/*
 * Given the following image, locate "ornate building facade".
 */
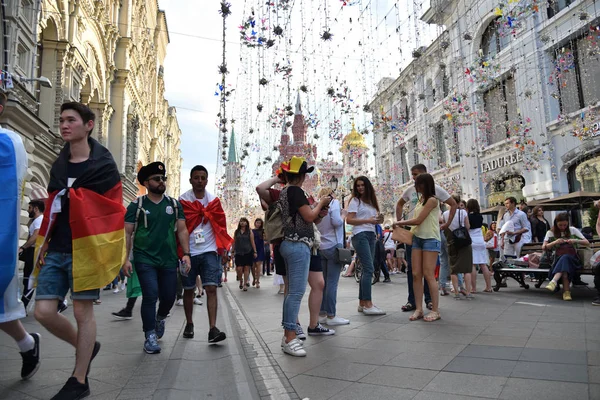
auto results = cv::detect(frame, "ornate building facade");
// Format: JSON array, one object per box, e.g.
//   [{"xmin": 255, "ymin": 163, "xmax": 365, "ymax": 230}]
[{"xmin": 0, "ymin": 0, "xmax": 182, "ymax": 240}]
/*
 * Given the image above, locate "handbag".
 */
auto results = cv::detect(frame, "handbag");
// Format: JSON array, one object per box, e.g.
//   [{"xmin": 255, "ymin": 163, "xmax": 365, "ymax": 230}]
[
  {"xmin": 335, "ymin": 248, "xmax": 353, "ymax": 264},
  {"xmin": 392, "ymin": 226, "xmax": 413, "ymax": 245},
  {"xmin": 451, "ymin": 210, "xmax": 471, "ymax": 249}
]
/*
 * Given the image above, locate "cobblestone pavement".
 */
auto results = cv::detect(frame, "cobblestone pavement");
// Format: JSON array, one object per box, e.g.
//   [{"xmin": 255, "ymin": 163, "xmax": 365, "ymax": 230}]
[{"xmin": 2, "ymin": 271, "xmax": 600, "ymax": 399}]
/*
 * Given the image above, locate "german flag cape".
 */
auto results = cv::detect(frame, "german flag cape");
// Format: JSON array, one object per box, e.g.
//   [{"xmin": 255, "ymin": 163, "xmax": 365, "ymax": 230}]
[
  {"xmin": 33, "ymin": 137, "xmax": 126, "ymax": 292},
  {"xmin": 178, "ymin": 189, "xmax": 232, "ymax": 254}
]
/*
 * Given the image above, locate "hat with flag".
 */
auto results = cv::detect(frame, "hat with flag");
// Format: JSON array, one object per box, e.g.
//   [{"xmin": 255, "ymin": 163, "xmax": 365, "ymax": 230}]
[{"xmin": 280, "ymin": 156, "xmax": 314, "ymax": 175}]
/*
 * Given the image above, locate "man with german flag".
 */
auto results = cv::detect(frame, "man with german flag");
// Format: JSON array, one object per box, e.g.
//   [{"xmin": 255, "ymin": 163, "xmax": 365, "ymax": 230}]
[
  {"xmin": 33, "ymin": 102, "xmax": 126, "ymax": 400},
  {"xmin": 178, "ymin": 165, "xmax": 232, "ymax": 342}
]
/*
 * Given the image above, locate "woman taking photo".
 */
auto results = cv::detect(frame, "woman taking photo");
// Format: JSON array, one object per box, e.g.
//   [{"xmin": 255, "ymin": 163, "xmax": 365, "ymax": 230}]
[
  {"xmin": 530, "ymin": 206, "xmax": 550, "ymax": 243},
  {"xmin": 252, "ymin": 218, "xmax": 265, "ymax": 288},
  {"xmin": 466, "ymin": 199, "xmax": 493, "ymax": 292},
  {"xmin": 231, "ymin": 218, "xmax": 256, "ymax": 291},
  {"xmin": 442, "ymin": 195, "xmax": 474, "ymax": 300},
  {"xmin": 346, "ymin": 176, "xmax": 386, "ymax": 316},
  {"xmin": 393, "ymin": 173, "xmax": 441, "ymax": 322},
  {"xmin": 278, "ymin": 157, "xmax": 331, "ymax": 357},
  {"xmin": 543, "ymin": 213, "xmax": 589, "ymax": 301}
]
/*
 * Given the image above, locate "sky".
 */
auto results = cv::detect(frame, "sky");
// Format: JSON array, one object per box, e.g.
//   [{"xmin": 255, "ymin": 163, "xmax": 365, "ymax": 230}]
[{"xmin": 159, "ymin": 0, "xmax": 438, "ymax": 197}]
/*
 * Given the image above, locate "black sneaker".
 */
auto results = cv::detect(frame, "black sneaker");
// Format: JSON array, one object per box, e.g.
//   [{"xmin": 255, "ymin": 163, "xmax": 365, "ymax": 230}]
[
  {"xmin": 20, "ymin": 333, "xmax": 41, "ymax": 380},
  {"xmin": 593, "ymin": 298, "xmax": 600, "ymax": 306},
  {"xmin": 86, "ymin": 341, "xmax": 101, "ymax": 376},
  {"xmin": 208, "ymin": 327, "xmax": 226, "ymax": 343},
  {"xmin": 57, "ymin": 302, "xmax": 68, "ymax": 314},
  {"xmin": 383, "ymin": 278, "xmax": 391, "ymax": 283},
  {"xmin": 50, "ymin": 377, "xmax": 90, "ymax": 400},
  {"xmin": 307, "ymin": 323, "xmax": 335, "ymax": 336},
  {"xmin": 111, "ymin": 308, "xmax": 133, "ymax": 320},
  {"xmin": 183, "ymin": 323, "xmax": 194, "ymax": 338}
]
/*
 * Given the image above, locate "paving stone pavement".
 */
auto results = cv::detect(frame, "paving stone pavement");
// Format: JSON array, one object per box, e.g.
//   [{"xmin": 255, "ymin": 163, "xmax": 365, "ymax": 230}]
[
  {"xmin": 227, "ymin": 271, "xmax": 600, "ymax": 400},
  {"xmin": 2, "ymin": 271, "xmax": 600, "ymax": 400}
]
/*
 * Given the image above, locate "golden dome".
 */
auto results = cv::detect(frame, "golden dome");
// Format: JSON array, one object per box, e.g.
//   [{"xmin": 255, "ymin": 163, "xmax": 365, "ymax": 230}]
[{"xmin": 341, "ymin": 123, "xmax": 368, "ymax": 150}]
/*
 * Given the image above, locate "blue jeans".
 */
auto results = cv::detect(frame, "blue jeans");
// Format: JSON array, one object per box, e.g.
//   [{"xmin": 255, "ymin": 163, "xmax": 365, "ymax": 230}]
[
  {"xmin": 406, "ymin": 245, "xmax": 431, "ymax": 304},
  {"xmin": 352, "ymin": 232, "xmax": 376, "ymax": 301},
  {"xmin": 135, "ymin": 263, "xmax": 177, "ymax": 333},
  {"xmin": 439, "ymin": 232, "xmax": 450, "ymax": 289},
  {"xmin": 320, "ymin": 244, "xmax": 343, "ymax": 317},
  {"xmin": 280, "ymin": 241, "xmax": 311, "ymax": 331}
]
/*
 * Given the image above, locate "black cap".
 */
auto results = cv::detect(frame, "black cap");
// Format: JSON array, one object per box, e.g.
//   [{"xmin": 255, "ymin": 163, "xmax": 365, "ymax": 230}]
[{"xmin": 137, "ymin": 161, "xmax": 166, "ymax": 184}]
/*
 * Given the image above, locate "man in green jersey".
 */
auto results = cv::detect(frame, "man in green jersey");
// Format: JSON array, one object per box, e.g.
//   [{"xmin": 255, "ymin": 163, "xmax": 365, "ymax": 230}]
[{"xmin": 122, "ymin": 162, "xmax": 191, "ymax": 354}]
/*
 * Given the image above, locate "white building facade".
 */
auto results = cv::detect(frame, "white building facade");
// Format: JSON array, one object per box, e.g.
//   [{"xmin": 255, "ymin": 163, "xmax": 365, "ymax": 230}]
[{"xmin": 371, "ymin": 0, "xmax": 600, "ymax": 216}]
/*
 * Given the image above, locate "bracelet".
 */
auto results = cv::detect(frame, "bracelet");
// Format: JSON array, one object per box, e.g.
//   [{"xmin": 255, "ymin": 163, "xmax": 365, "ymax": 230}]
[{"xmin": 183, "ymin": 253, "xmax": 191, "ymax": 256}]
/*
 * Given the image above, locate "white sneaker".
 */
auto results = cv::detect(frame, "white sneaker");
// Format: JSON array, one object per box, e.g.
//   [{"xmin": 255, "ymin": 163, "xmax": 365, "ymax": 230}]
[
  {"xmin": 362, "ymin": 305, "xmax": 386, "ymax": 315},
  {"xmin": 175, "ymin": 299, "xmax": 184, "ymax": 306},
  {"xmin": 282, "ymin": 338, "xmax": 306, "ymax": 357},
  {"xmin": 323, "ymin": 316, "xmax": 350, "ymax": 326},
  {"xmin": 120, "ymin": 282, "xmax": 126, "ymax": 291},
  {"xmin": 193, "ymin": 297, "xmax": 203, "ymax": 305},
  {"xmin": 113, "ymin": 287, "xmax": 120, "ymax": 294},
  {"xmin": 318, "ymin": 316, "xmax": 327, "ymax": 324}
]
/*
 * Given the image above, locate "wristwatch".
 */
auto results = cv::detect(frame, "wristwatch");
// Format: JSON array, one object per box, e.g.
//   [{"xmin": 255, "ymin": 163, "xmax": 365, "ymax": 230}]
[{"xmin": 183, "ymin": 253, "xmax": 191, "ymax": 256}]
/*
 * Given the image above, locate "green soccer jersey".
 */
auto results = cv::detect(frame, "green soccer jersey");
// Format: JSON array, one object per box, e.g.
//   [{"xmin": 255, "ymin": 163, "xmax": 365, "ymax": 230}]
[{"xmin": 125, "ymin": 196, "xmax": 185, "ymax": 268}]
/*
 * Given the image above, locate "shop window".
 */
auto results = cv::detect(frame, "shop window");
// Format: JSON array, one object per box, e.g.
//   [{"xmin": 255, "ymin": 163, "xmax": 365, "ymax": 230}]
[
  {"xmin": 483, "ymin": 76, "xmax": 517, "ymax": 145},
  {"xmin": 480, "ymin": 18, "xmax": 510, "ymax": 59},
  {"xmin": 434, "ymin": 124, "xmax": 447, "ymax": 168},
  {"xmin": 547, "ymin": 0, "xmax": 573, "ymax": 19}
]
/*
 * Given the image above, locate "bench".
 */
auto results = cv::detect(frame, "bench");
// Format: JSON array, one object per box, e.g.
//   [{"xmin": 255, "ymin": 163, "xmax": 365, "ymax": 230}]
[{"xmin": 492, "ymin": 239, "xmax": 600, "ymax": 292}]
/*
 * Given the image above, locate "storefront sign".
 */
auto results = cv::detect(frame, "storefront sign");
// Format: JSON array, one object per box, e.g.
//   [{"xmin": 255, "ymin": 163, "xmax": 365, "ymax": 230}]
[
  {"xmin": 481, "ymin": 152, "xmax": 523, "ymax": 173},
  {"xmin": 590, "ymin": 121, "xmax": 600, "ymax": 137}
]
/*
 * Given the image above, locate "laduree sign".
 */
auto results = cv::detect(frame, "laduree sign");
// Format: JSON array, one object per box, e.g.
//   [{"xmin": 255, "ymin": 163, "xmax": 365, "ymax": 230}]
[{"xmin": 481, "ymin": 152, "xmax": 523, "ymax": 173}]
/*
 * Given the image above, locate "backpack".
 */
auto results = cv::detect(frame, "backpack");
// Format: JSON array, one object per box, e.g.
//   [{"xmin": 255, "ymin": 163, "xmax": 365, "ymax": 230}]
[
  {"xmin": 133, "ymin": 195, "xmax": 179, "ymax": 235},
  {"xmin": 264, "ymin": 200, "xmax": 284, "ymax": 243}
]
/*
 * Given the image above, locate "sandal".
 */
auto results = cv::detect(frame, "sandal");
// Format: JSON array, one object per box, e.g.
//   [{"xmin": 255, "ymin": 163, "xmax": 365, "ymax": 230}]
[
  {"xmin": 401, "ymin": 302, "xmax": 415, "ymax": 312},
  {"xmin": 239, "ymin": 284, "xmax": 243, "ymax": 289},
  {"xmin": 409, "ymin": 311, "xmax": 424, "ymax": 321},
  {"xmin": 483, "ymin": 288, "xmax": 493, "ymax": 293},
  {"xmin": 256, "ymin": 282, "xmax": 260, "ymax": 289},
  {"xmin": 243, "ymin": 287, "xmax": 248, "ymax": 291},
  {"xmin": 426, "ymin": 302, "xmax": 433, "ymax": 310},
  {"xmin": 424, "ymin": 311, "xmax": 441, "ymax": 322}
]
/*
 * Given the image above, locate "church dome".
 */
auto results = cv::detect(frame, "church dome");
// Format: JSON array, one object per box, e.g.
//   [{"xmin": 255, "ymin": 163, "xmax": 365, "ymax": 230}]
[{"xmin": 341, "ymin": 123, "xmax": 368, "ymax": 150}]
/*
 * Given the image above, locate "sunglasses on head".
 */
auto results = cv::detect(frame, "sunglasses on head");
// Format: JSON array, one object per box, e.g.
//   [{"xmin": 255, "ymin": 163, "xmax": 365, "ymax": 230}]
[{"xmin": 147, "ymin": 176, "xmax": 168, "ymax": 183}]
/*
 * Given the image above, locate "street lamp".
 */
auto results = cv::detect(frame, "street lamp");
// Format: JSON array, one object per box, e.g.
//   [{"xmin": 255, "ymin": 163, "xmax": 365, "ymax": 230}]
[{"xmin": 17, "ymin": 75, "xmax": 52, "ymax": 88}]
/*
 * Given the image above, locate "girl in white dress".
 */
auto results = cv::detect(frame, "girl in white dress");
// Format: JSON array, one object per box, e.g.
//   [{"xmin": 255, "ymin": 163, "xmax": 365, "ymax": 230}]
[{"xmin": 466, "ymin": 199, "xmax": 493, "ymax": 292}]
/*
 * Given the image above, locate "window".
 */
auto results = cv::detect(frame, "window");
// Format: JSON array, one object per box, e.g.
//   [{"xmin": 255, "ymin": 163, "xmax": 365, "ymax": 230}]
[
  {"xmin": 434, "ymin": 124, "xmax": 447, "ymax": 167},
  {"xmin": 442, "ymin": 71, "xmax": 450, "ymax": 98},
  {"xmin": 483, "ymin": 76, "xmax": 517, "ymax": 145},
  {"xmin": 480, "ymin": 18, "xmax": 509, "ymax": 58},
  {"xmin": 412, "ymin": 137, "xmax": 419, "ymax": 166},
  {"xmin": 398, "ymin": 146, "xmax": 409, "ymax": 184},
  {"xmin": 554, "ymin": 35, "xmax": 600, "ymax": 114},
  {"xmin": 20, "ymin": 0, "xmax": 33, "ymax": 22},
  {"xmin": 451, "ymin": 127, "xmax": 461, "ymax": 163},
  {"xmin": 547, "ymin": 0, "xmax": 573, "ymax": 19},
  {"xmin": 16, "ymin": 42, "xmax": 29, "ymax": 72}
]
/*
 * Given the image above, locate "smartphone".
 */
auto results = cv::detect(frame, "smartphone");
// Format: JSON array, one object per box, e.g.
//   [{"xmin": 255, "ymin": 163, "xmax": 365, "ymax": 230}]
[{"xmin": 179, "ymin": 260, "xmax": 188, "ymax": 277}]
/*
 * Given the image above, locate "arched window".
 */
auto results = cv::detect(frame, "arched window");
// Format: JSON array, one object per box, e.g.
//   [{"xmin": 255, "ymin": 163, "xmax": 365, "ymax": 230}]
[{"xmin": 480, "ymin": 18, "xmax": 509, "ymax": 58}]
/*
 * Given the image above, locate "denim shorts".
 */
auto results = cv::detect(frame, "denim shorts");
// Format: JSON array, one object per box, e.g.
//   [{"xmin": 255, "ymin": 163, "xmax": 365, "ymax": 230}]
[
  {"xmin": 36, "ymin": 252, "xmax": 100, "ymax": 301},
  {"xmin": 412, "ymin": 236, "xmax": 441, "ymax": 253},
  {"xmin": 182, "ymin": 252, "xmax": 220, "ymax": 288}
]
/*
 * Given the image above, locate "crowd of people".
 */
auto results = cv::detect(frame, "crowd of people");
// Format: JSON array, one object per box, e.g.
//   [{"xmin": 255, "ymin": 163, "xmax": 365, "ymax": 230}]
[{"xmin": 2, "ymin": 99, "xmax": 600, "ymax": 399}]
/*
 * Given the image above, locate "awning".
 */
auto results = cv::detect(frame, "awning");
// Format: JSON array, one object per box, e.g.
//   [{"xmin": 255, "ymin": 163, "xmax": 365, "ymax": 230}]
[
  {"xmin": 527, "ymin": 191, "xmax": 600, "ymax": 210},
  {"xmin": 481, "ymin": 205, "xmax": 506, "ymax": 215}
]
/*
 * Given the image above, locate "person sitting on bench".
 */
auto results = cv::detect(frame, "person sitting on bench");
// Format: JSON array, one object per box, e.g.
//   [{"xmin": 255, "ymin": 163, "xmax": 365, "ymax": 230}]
[{"xmin": 543, "ymin": 213, "xmax": 589, "ymax": 301}]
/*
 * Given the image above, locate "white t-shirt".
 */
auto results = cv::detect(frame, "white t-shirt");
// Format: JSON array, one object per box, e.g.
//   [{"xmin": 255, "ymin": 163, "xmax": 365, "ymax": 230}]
[
  {"xmin": 544, "ymin": 226, "xmax": 585, "ymax": 242},
  {"xmin": 401, "ymin": 184, "xmax": 451, "ymax": 219},
  {"xmin": 347, "ymin": 197, "xmax": 377, "ymax": 236},
  {"xmin": 29, "ymin": 215, "xmax": 43, "ymax": 237},
  {"xmin": 383, "ymin": 230, "xmax": 396, "ymax": 250},
  {"xmin": 179, "ymin": 189, "xmax": 217, "ymax": 255},
  {"xmin": 442, "ymin": 209, "xmax": 468, "ymax": 231}
]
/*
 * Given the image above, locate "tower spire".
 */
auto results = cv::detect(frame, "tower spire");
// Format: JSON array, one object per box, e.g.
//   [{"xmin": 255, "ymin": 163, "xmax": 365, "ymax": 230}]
[
  {"xmin": 295, "ymin": 91, "xmax": 302, "ymax": 115},
  {"xmin": 227, "ymin": 128, "xmax": 238, "ymax": 163}
]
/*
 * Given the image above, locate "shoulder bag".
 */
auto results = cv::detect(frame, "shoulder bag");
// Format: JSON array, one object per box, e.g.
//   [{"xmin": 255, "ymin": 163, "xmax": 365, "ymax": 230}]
[{"xmin": 392, "ymin": 226, "xmax": 413, "ymax": 245}]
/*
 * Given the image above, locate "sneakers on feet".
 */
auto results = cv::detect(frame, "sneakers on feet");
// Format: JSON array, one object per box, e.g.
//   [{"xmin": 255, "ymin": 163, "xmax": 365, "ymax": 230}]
[
  {"xmin": 57, "ymin": 301, "xmax": 68, "ymax": 314},
  {"xmin": 144, "ymin": 332, "xmax": 161, "ymax": 354},
  {"xmin": 175, "ymin": 299, "xmax": 184, "ymax": 306},
  {"xmin": 120, "ymin": 282, "xmax": 126, "ymax": 291},
  {"xmin": 362, "ymin": 305, "xmax": 386, "ymax": 315},
  {"xmin": 112, "ymin": 287, "xmax": 120, "ymax": 294},
  {"xmin": 546, "ymin": 281, "xmax": 557, "ymax": 292},
  {"xmin": 593, "ymin": 297, "xmax": 600, "ymax": 306},
  {"xmin": 50, "ymin": 377, "xmax": 90, "ymax": 400},
  {"xmin": 282, "ymin": 338, "xmax": 306, "ymax": 357},
  {"xmin": 112, "ymin": 308, "xmax": 133, "ymax": 320},
  {"xmin": 155, "ymin": 319, "xmax": 166, "ymax": 339},
  {"xmin": 383, "ymin": 278, "xmax": 391, "ymax": 283},
  {"xmin": 20, "ymin": 333, "xmax": 40, "ymax": 380},
  {"xmin": 208, "ymin": 327, "xmax": 226, "ymax": 343},
  {"xmin": 183, "ymin": 323, "xmax": 194, "ymax": 339},
  {"xmin": 307, "ymin": 323, "xmax": 335, "ymax": 336},
  {"xmin": 295, "ymin": 324, "xmax": 306, "ymax": 340},
  {"xmin": 193, "ymin": 297, "xmax": 203, "ymax": 305},
  {"xmin": 323, "ymin": 316, "xmax": 350, "ymax": 326}
]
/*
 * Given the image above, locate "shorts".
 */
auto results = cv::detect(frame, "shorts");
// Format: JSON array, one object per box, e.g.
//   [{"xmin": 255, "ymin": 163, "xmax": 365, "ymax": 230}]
[
  {"xmin": 309, "ymin": 253, "xmax": 322, "ymax": 272},
  {"xmin": 412, "ymin": 236, "xmax": 441, "ymax": 253},
  {"xmin": 488, "ymin": 249, "xmax": 499, "ymax": 260},
  {"xmin": 36, "ymin": 252, "xmax": 100, "ymax": 301},
  {"xmin": 273, "ymin": 243, "xmax": 286, "ymax": 276},
  {"xmin": 182, "ymin": 252, "xmax": 220, "ymax": 288},
  {"xmin": 235, "ymin": 253, "xmax": 254, "ymax": 267}
]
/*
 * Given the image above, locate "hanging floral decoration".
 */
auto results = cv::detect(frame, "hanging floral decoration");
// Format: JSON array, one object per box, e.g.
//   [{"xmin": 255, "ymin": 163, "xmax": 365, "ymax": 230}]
[
  {"xmin": 493, "ymin": 0, "xmax": 544, "ymax": 38},
  {"xmin": 239, "ymin": 10, "xmax": 268, "ymax": 47},
  {"xmin": 465, "ymin": 51, "xmax": 501, "ymax": 89},
  {"xmin": 274, "ymin": 63, "xmax": 293, "ymax": 78},
  {"xmin": 321, "ymin": 30, "xmax": 333, "ymax": 41}
]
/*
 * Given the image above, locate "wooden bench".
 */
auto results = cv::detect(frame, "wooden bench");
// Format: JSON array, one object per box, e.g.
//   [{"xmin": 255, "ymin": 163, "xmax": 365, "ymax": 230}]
[{"xmin": 492, "ymin": 239, "xmax": 600, "ymax": 292}]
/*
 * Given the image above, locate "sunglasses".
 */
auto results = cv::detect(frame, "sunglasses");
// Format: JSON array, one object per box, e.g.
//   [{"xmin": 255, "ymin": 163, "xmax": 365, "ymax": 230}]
[{"xmin": 147, "ymin": 176, "xmax": 168, "ymax": 183}]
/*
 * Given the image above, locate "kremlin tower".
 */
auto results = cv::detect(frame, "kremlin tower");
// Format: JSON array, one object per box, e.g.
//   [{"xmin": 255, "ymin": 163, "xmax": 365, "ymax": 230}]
[{"xmin": 223, "ymin": 128, "xmax": 242, "ymax": 213}]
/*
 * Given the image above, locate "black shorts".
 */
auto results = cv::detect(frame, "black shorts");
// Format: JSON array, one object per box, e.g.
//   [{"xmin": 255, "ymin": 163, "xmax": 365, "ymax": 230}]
[
  {"xmin": 235, "ymin": 253, "xmax": 254, "ymax": 267},
  {"xmin": 310, "ymin": 253, "xmax": 323, "ymax": 272},
  {"xmin": 273, "ymin": 243, "xmax": 286, "ymax": 276}
]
